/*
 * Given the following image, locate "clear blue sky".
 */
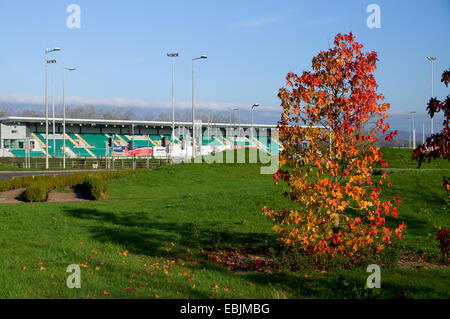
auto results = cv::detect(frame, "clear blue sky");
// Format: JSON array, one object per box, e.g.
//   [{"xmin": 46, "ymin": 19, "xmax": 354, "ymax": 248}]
[{"xmin": 0, "ymin": 0, "xmax": 449, "ymax": 125}]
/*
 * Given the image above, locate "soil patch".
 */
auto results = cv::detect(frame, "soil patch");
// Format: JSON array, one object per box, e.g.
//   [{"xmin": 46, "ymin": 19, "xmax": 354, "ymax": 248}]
[
  {"xmin": 0, "ymin": 186, "xmax": 91, "ymax": 203},
  {"xmin": 204, "ymin": 248, "xmax": 448, "ymax": 274},
  {"xmin": 397, "ymin": 254, "xmax": 448, "ymax": 270},
  {"xmin": 0, "ymin": 188, "xmax": 26, "ymax": 203},
  {"xmin": 204, "ymin": 248, "xmax": 273, "ymax": 274},
  {"xmin": 46, "ymin": 186, "xmax": 91, "ymax": 202}
]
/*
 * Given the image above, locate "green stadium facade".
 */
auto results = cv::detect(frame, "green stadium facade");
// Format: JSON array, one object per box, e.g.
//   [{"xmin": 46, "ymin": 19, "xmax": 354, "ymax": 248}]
[{"xmin": 0, "ymin": 116, "xmax": 280, "ymax": 159}]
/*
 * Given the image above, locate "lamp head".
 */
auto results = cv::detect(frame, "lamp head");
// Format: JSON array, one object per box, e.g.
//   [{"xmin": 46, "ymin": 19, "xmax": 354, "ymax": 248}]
[{"xmin": 46, "ymin": 47, "xmax": 61, "ymax": 53}]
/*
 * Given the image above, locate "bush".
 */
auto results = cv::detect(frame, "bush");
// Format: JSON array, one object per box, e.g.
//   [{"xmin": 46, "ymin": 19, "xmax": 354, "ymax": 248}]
[
  {"xmin": 24, "ymin": 182, "xmax": 49, "ymax": 202},
  {"xmin": 0, "ymin": 170, "xmax": 138, "ymax": 193},
  {"xmin": 436, "ymin": 227, "xmax": 449, "ymax": 259},
  {"xmin": 81, "ymin": 176, "xmax": 108, "ymax": 200}
]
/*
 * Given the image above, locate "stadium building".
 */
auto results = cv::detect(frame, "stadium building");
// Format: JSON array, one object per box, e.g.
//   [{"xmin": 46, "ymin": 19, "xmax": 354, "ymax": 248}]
[{"xmin": 0, "ymin": 116, "xmax": 281, "ymax": 159}]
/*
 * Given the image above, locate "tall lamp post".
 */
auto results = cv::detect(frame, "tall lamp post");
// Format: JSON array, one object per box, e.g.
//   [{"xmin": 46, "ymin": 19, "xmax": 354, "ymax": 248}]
[
  {"xmin": 226, "ymin": 107, "xmax": 234, "ymax": 147},
  {"xmin": 227, "ymin": 107, "xmax": 233, "ymax": 124},
  {"xmin": 62, "ymin": 66, "xmax": 76, "ymax": 169},
  {"xmin": 408, "ymin": 117, "xmax": 411, "ymax": 148},
  {"xmin": 51, "ymin": 70, "xmax": 56, "ymax": 158},
  {"xmin": 207, "ymin": 109, "xmax": 211, "ymax": 142},
  {"xmin": 233, "ymin": 108, "xmax": 239, "ymax": 142},
  {"xmin": 236, "ymin": 108, "xmax": 241, "ymax": 133},
  {"xmin": 427, "ymin": 56, "xmax": 436, "ymax": 135},
  {"xmin": 251, "ymin": 103, "xmax": 260, "ymax": 141},
  {"xmin": 167, "ymin": 53, "xmax": 178, "ymax": 150},
  {"xmin": 411, "ymin": 111, "xmax": 416, "ymax": 149},
  {"xmin": 44, "ymin": 47, "xmax": 60, "ymax": 169},
  {"xmin": 192, "ymin": 55, "xmax": 207, "ymax": 158},
  {"xmin": 422, "ymin": 122, "xmax": 425, "ymax": 144}
]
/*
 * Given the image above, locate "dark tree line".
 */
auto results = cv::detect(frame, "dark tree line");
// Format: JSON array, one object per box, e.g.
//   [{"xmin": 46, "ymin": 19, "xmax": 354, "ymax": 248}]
[{"xmin": 0, "ymin": 104, "xmax": 249, "ymax": 124}]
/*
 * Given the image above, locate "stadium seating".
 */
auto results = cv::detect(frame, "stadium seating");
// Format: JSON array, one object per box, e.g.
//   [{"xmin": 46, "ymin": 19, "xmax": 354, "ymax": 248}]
[
  {"xmin": 6, "ymin": 132, "xmax": 279, "ymax": 158},
  {"xmin": 79, "ymin": 134, "xmax": 108, "ymax": 148},
  {"xmin": 9, "ymin": 149, "xmax": 46, "ymax": 157}
]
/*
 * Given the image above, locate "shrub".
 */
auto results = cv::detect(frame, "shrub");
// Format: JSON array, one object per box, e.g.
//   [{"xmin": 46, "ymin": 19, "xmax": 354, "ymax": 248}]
[
  {"xmin": 81, "ymin": 176, "xmax": 108, "ymax": 200},
  {"xmin": 24, "ymin": 182, "xmax": 49, "ymax": 202},
  {"xmin": 436, "ymin": 227, "xmax": 449, "ymax": 259},
  {"xmin": 0, "ymin": 169, "xmax": 138, "ymax": 194}
]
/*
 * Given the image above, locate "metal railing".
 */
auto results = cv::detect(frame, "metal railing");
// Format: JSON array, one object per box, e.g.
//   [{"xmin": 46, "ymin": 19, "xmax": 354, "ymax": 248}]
[{"xmin": 0, "ymin": 156, "xmax": 167, "ymax": 170}]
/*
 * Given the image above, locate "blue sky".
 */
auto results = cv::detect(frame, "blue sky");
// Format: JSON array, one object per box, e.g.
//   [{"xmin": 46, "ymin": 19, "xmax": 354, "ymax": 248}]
[{"xmin": 0, "ymin": 0, "xmax": 449, "ymax": 127}]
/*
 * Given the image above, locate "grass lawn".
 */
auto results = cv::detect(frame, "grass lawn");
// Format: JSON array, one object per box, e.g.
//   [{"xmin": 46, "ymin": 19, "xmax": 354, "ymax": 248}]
[{"xmin": 0, "ymin": 148, "xmax": 448, "ymax": 298}]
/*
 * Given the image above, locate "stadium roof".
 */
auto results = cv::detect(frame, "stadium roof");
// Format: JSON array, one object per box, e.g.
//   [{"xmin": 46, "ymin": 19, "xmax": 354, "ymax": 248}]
[{"xmin": 0, "ymin": 116, "xmax": 277, "ymax": 128}]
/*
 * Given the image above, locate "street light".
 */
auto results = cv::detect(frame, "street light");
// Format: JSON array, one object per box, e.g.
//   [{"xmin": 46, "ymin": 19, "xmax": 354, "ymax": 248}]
[
  {"xmin": 44, "ymin": 47, "xmax": 60, "ymax": 169},
  {"xmin": 192, "ymin": 55, "xmax": 207, "ymax": 158},
  {"xmin": 227, "ymin": 107, "xmax": 233, "ymax": 124},
  {"xmin": 51, "ymin": 70, "xmax": 56, "ymax": 158},
  {"xmin": 251, "ymin": 103, "xmax": 260, "ymax": 141},
  {"xmin": 207, "ymin": 109, "xmax": 212, "ymax": 143},
  {"xmin": 62, "ymin": 66, "xmax": 76, "ymax": 169},
  {"xmin": 422, "ymin": 122, "xmax": 425, "ymax": 144},
  {"xmin": 411, "ymin": 111, "xmax": 416, "ymax": 149},
  {"xmin": 427, "ymin": 56, "xmax": 436, "ymax": 135},
  {"xmin": 233, "ymin": 107, "xmax": 240, "ymax": 139},
  {"xmin": 408, "ymin": 117, "xmax": 411, "ymax": 148},
  {"xmin": 167, "ymin": 53, "xmax": 178, "ymax": 151}
]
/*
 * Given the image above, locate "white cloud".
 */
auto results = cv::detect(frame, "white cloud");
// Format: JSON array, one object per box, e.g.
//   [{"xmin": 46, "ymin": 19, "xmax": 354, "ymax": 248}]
[
  {"xmin": 0, "ymin": 93, "xmax": 282, "ymax": 112},
  {"xmin": 0, "ymin": 93, "xmax": 44, "ymax": 105},
  {"xmin": 232, "ymin": 16, "xmax": 280, "ymax": 28}
]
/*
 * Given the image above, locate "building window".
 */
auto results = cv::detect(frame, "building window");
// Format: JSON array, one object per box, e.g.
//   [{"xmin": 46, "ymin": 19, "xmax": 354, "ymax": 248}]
[{"xmin": 3, "ymin": 139, "xmax": 25, "ymax": 149}]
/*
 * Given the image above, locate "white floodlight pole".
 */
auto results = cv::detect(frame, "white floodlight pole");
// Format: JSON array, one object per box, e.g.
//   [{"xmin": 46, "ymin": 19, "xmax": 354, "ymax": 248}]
[
  {"xmin": 62, "ymin": 66, "xmax": 76, "ymax": 169},
  {"xmin": 227, "ymin": 107, "xmax": 234, "ymax": 147},
  {"xmin": 44, "ymin": 47, "xmax": 60, "ymax": 169},
  {"xmin": 408, "ymin": 117, "xmax": 411, "ymax": 148},
  {"xmin": 411, "ymin": 111, "xmax": 416, "ymax": 149},
  {"xmin": 167, "ymin": 52, "xmax": 178, "ymax": 157},
  {"xmin": 51, "ymin": 71, "xmax": 56, "ymax": 158},
  {"xmin": 237, "ymin": 108, "xmax": 240, "ymax": 134},
  {"xmin": 422, "ymin": 122, "xmax": 425, "ymax": 144},
  {"xmin": 192, "ymin": 55, "xmax": 207, "ymax": 158},
  {"xmin": 233, "ymin": 108, "xmax": 238, "ymax": 142},
  {"xmin": 427, "ymin": 56, "xmax": 436, "ymax": 135},
  {"xmin": 44, "ymin": 51, "xmax": 48, "ymax": 169},
  {"xmin": 251, "ymin": 103, "xmax": 260, "ymax": 141},
  {"xmin": 208, "ymin": 109, "xmax": 211, "ymax": 142}
]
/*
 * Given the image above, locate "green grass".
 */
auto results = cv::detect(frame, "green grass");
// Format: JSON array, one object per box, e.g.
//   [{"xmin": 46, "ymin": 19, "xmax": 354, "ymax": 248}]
[
  {"xmin": 0, "ymin": 149, "xmax": 448, "ymax": 298},
  {"xmin": 379, "ymin": 147, "xmax": 450, "ymax": 169},
  {"xmin": 0, "ymin": 163, "xmax": 21, "ymax": 171}
]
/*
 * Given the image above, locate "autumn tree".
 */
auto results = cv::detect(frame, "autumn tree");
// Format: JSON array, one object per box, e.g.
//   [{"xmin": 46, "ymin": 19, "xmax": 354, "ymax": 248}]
[
  {"xmin": 413, "ymin": 68, "xmax": 450, "ymax": 192},
  {"xmin": 263, "ymin": 33, "xmax": 405, "ymax": 259}
]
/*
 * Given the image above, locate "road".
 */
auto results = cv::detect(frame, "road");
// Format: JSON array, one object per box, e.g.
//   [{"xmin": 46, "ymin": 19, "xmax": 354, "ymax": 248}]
[{"xmin": 0, "ymin": 170, "xmax": 109, "ymax": 180}]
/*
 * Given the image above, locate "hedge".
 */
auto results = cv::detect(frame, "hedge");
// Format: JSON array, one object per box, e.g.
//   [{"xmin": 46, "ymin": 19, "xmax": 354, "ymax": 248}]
[
  {"xmin": 81, "ymin": 176, "xmax": 108, "ymax": 200},
  {"xmin": 12, "ymin": 170, "xmax": 139, "ymax": 202},
  {"xmin": 24, "ymin": 182, "xmax": 49, "ymax": 202}
]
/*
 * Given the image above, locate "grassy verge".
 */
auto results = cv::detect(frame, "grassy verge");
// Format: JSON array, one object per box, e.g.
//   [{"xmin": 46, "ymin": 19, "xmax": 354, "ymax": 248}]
[{"xmin": 0, "ymin": 149, "xmax": 448, "ymax": 298}]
